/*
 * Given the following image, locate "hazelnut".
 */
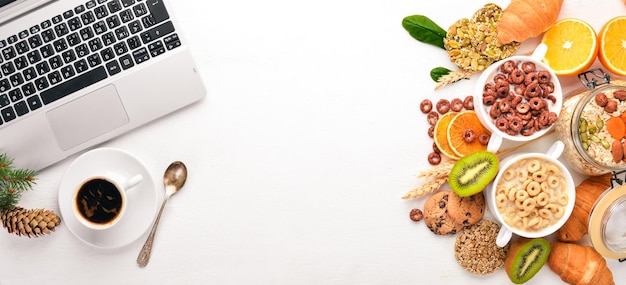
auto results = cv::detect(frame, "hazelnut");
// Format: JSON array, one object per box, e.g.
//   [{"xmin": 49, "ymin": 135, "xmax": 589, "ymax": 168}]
[
  {"xmin": 605, "ymin": 100, "xmax": 618, "ymax": 113},
  {"xmin": 595, "ymin": 92, "xmax": 609, "ymax": 107},
  {"xmin": 614, "ymin": 90, "xmax": 626, "ymax": 101}
]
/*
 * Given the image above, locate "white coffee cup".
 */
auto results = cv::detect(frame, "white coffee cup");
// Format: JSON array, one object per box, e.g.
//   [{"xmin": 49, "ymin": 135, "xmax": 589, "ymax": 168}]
[{"xmin": 72, "ymin": 174, "xmax": 143, "ymax": 230}]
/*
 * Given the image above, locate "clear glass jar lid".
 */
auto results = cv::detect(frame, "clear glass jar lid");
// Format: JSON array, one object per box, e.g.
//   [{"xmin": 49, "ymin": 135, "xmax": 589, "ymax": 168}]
[{"xmin": 589, "ymin": 183, "xmax": 626, "ymax": 259}]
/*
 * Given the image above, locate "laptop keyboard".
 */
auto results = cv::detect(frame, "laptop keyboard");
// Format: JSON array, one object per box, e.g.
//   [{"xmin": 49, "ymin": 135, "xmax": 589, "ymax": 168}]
[{"xmin": 0, "ymin": 0, "xmax": 181, "ymax": 126}]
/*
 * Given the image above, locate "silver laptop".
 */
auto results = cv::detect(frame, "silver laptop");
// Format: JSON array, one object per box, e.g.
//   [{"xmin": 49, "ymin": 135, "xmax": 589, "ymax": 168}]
[{"xmin": 0, "ymin": 0, "xmax": 206, "ymax": 170}]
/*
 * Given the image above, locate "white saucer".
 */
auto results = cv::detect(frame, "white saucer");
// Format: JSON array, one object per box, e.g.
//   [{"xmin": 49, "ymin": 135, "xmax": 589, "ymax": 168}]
[{"xmin": 58, "ymin": 148, "xmax": 161, "ymax": 248}]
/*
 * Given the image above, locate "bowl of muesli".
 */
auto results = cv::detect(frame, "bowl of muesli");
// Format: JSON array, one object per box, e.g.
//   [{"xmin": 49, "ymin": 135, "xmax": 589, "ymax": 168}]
[
  {"xmin": 474, "ymin": 44, "xmax": 562, "ymax": 152},
  {"xmin": 556, "ymin": 71, "xmax": 626, "ymax": 175}
]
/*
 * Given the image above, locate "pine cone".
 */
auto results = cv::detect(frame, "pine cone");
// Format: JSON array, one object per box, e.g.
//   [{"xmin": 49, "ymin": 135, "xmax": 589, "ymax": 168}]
[{"xmin": 1, "ymin": 207, "xmax": 61, "ymax": 237}]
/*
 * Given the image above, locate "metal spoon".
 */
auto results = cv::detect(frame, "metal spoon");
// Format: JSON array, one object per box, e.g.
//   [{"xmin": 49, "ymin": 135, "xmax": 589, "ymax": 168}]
[{"xmin": 137, "ymin": 161, "xmax": 188, "ymax": 267}]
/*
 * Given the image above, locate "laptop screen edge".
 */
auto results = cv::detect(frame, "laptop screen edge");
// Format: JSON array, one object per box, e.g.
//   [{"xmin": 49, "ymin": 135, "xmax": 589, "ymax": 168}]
[{"xmin": 0, "ymin": 0, "xmax": 54, "ymax": 25}]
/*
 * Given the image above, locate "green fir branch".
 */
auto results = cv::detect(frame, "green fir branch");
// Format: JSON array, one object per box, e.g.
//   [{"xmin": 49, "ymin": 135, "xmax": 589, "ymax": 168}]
[{"xmin": 0, "ymin": 154, "xmax": 37, "ymax": 212}]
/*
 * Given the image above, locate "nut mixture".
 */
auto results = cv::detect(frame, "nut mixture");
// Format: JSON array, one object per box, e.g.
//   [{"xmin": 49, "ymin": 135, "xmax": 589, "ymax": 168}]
[
  {"xmin": 454, "ymin": 220, "xmax": 510, "ymax": 275},
  {"xmin": 482, "ymin": 60, "xmax": 558, "ymax": 136},
  {"xmin": 495, "ymin": 157, "xmax": 569, "ymax": 232},
  {"xmin": 444, "ymin": 3, "xmax": 520, "ymax": 72},
  {"xmin": 577, "ymin": 88, "xmax": 626, "ymax": 167}
]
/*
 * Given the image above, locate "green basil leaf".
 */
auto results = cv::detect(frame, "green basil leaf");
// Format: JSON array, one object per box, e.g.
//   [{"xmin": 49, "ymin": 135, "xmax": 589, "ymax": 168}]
[
  {"xmin": 430, "ymin": 67, "xmax": 451, "ymax": 82},
  {"xmin": 402, "ymin": 15, "xmax": 447, "ymax": 49}
]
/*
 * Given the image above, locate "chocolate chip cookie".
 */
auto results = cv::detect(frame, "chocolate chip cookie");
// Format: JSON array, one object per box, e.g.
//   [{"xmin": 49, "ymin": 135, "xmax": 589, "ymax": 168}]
[
  {"xmin": 423, "ymin": 190, "xmax": 464, "ymax": 235},
  {"xmin": 447, "ymin": 191, "xmax": 485, "ymax": 226}
]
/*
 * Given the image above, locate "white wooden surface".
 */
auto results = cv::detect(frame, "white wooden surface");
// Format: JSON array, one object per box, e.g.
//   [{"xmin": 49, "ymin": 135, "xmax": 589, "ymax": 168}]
[{"xmin": 1, "ymin": 0, "xmax": 626, "ymax": 284}]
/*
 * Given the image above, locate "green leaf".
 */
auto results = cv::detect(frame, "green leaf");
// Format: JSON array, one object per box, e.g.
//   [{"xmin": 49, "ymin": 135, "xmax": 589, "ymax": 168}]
[
  {"xmin": 430, "ymin": 67, "xmax": 451, "ymax": 82},
  {"xmin": 402, "ymin": 15, "xmax": 447, "ymax": 49}
]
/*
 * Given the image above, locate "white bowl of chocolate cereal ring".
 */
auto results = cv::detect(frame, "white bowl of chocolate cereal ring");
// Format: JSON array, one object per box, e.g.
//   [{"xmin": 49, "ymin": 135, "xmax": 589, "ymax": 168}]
[
  {"xmin": 474, "ymin": 43, "xmax": 563, "ymax": 152},
  {"xmin": 484, "ymin": 141, "xmax": 575, "ymax": 247}
]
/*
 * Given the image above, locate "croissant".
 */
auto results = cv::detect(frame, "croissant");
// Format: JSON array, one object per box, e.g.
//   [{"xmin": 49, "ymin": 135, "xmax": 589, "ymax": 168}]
[
  {"xmin": 496, "ymin": 0, "xmax": 564, "ymax": 44},
  {"xmin": 556, "ymin": 174, "xmax": 612, "ymax": 242},
  {"xmin": 548, "ymin": 242, "xmax": 614, "ymax": 285}
]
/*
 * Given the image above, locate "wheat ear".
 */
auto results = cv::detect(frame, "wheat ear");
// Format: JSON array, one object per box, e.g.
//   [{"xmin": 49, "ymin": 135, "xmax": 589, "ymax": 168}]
[
  {"xmin": 402, "ymin": 162, "xmax": 455, "ymax": 199},
  {"xmin": 434, "ymin": 70, "xmax": 475, "ymax": 90}
]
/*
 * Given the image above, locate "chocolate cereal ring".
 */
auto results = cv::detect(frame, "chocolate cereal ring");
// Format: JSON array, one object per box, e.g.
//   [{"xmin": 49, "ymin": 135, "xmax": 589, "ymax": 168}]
[
  {"xmin": 525, "ymin": 72, "xmax": 538, "ymax": 86},
  {"xmin": 494, "ymin": 73, "xmax": 508, "ymax": 83},
  {"xmin": 521, "ymin": 61, "xmax": 536, "ymax": 73},
  {"xmin": 495, "ymin": 117, "xmax": 509, "ymax": 131},
  {"xmin": 508, "ymin": 116, "xmax": 523, "ymax": 132},
  {"xmin": 516, "ymin": 102, "xmax": 530, "ymax": 114},
  {"xmin": 478, "ymin": 133, "xmax": 490, "ymax": 145},
  {"xmin": 463, "ymin": 129, "xmax": 476, "ymax": 143},
  {"xmin": 529, "ymin": 97, "xmax": 545, "ymax": 111},
  {"xmin": 427, "ymin": 111, "xmax": 439, "ymax": 125},
  {"xmin": 500, "ymin": 60, "xmax": 517, "ymax": 74},
  {"xmin": 537, "ymin": 70, "xmax": 551, "ymax": 84},
  {"xmin": 428, "ymin": 152, "xmax": 441, "ymax": 165},
  {"xmin": 436, "ymin": 99, "xmax": 451, "ymax": 114},
  {"xmin": 420, "ymin": 99, "xmax": 433, "ymax": 113},
  {"xmin": 508, "ymin": 69, "xmax": 525, "ymax": 85},
  {"xmin": 463, "ymin": 96, "xmax": 474, "ymax": 110},
  {"xmin": 451, "ymin": 98, "xmax": 464, "ymax": 112},
  {"xmin": 524, "ymin": 82, "xmax": 542, "ymax": 98}
]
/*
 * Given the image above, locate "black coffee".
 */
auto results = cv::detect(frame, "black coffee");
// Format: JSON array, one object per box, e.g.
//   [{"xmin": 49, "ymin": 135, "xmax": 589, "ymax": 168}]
[{"xmin": 76, "ymin": 178, "xmax": 123, "ymax": 224}]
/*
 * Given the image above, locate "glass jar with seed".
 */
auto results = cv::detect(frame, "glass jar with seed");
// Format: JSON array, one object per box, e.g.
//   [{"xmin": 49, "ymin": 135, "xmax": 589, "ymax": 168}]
[{"xmin": 556, "ymin": 69, "xmax": 626, "ymax": 175}]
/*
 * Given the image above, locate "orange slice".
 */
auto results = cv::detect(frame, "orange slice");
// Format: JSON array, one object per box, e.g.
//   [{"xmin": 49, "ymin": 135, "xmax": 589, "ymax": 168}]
[
  {"xmin": 433, "ymin": 112, "xmax": 460, "ymax": 160},
  {"xmin": 599, "ymin": 16, "xmax": 626, "ymax": 76},
  {"xmin": 540, "ymin": 18, "xmax": 598, "ymax": 76},
  {"xmin": 447, "ymin": 110, "xmax": 490, "ymax": 157}
]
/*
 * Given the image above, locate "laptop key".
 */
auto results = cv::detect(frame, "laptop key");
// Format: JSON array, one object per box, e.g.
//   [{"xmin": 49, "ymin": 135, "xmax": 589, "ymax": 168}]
[
  {"xmin": 146, "ymin": 0, "xmax": 169, "ymax": 24},
  {"xmin": 119, "ymin": 54, "xmax": 134, "ymax": 69},
  {"xmin": 132, "ymin": 47, "xmax": 149, "ymax": 63},
  {"xmin": 0, "ymin": 79, "xmax": 9, "ymax": 92},
  {"xmin": 27, "ymin": 95, "xmax": 43, "ymax": 111},
  {"xmin": 41, "ymin": 66, "xmax": 108, "ymax": 104},
  {"xmin": 105, "ymin": 60, "xmax": 121, "ymax": 75},
  {"xmin": 1, "ymin": 106, "xmax": 16, "ymax": 122},
  {"xmin": 8, "ymin": 89, "xmax": 22, "ymax": 102},
  {"xmin": 22, "ymin": 82, "xmax": 36, "ymax": 96},
  {"xmin": 0, "ymin": 94, "xmax": 9, "ymax": 107},
  {"xmin": 14, "ymin": 101, "xmax": 29, "ymax": 116},
  {"xmin": 107, "ymin": 0, "xmax": 122, "ymax": 14},
  {"xmin": 48, "ymin": 71, "xmax": 62, "ymax": 85},
  {"xmin": 140, "ymin": 21, "xmax": 174, "ymax": 44},
  {"xmin": 94, "ymin": 6, "xmax": 108, "ymax": 19}
]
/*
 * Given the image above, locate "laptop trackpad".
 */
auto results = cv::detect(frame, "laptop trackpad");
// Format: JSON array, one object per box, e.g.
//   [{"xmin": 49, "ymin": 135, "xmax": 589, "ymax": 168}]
[{"xmin": 46, "ymin": 85, "xmax": 129, "ymax": 150}]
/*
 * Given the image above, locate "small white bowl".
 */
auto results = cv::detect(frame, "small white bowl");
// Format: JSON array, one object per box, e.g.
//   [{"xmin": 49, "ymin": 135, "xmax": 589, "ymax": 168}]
[
  {"xmin": 485, "ymin": 141, "xmax": 575, "ymax": 247},
  {"xmin": 474, "ymin": 44, "xmax": 563, "ymax": 152}
]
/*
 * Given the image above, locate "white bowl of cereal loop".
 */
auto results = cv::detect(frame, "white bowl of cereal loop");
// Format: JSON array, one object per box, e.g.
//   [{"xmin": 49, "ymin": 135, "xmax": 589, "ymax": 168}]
[
  {"xmin": 484, "ymin": 141, "xmax": 575, "ymax": 247},
  {"xmin": 474, "ymin": 43, "xmax": 563, "ymax": 152}
]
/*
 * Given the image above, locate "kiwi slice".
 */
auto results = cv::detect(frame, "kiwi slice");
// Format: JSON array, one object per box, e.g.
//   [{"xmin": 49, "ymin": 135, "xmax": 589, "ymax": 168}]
[
  {"xmin": 505, "ymin": 238, "xmax": 551, "ymax": 284},
  {"xmin": 448, "ymin": 151, "xmax": 498, "ymax": 197}
]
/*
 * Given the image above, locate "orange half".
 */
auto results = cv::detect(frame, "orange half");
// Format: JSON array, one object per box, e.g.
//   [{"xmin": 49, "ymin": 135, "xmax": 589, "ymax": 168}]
[
  {"xmin": 541, "ymin": 18, "xmax": 598, "ymax": 76},
  {"xmin": 599, "ymin": 16, "xmax": 626, "ymax": 76}
]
